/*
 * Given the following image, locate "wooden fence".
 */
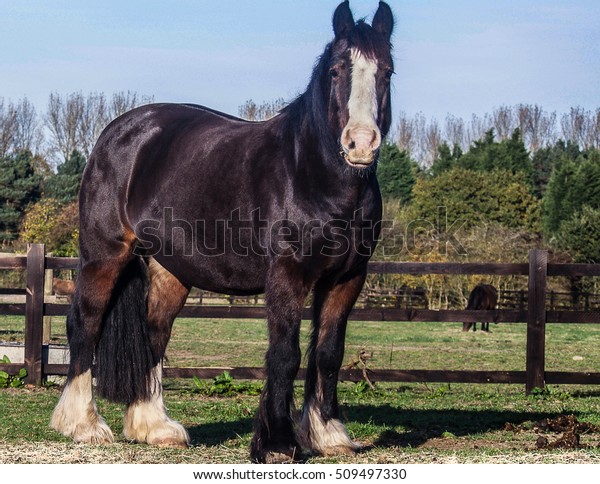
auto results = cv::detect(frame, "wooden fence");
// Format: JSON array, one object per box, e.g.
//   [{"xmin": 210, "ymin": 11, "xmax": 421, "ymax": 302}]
[{"xmin": 1, "ymin": 244, "xmax": 599, "ymax": 394}]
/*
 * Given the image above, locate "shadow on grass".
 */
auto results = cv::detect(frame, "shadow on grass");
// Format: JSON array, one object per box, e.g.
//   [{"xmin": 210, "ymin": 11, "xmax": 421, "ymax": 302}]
[
  {"xmin": 187, "ymin": 418, "xmax": 254, "ymax": 447},
  {"xmin": 348, "ymin": 405, "xmax": 564, "ymax": 449},
  {"xmin": 184, "ymin": 405, "xmax": 570, "ymax": 449}
]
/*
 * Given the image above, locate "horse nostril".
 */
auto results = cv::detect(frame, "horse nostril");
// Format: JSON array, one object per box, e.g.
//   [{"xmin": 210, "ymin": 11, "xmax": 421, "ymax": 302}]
[
  {"xmin": 370, "ymin": 129, "xmax": 381, "ymax": 150},
  {"xmin": 349, "ymin": 140, "xmax": 356, "ymax": 150}
]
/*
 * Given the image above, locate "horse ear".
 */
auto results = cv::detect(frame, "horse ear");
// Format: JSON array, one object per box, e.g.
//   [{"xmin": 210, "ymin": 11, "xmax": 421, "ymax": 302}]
[
  {"xmin": 372, "ymin": 1, "xmax": 394, "ymax": 41},
  {"xmin": 333, "ymin": 1, "xmax": 355, "ymax": 39}
]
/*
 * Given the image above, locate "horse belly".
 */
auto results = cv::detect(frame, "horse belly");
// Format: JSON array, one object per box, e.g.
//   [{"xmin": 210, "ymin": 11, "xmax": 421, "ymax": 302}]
[{"xmin": 152, "ymin": 252, "xmax": 268, "ymax": 296}]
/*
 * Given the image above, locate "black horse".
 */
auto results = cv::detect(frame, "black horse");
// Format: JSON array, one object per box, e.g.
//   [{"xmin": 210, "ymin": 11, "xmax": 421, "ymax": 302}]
[
  {"xmin": 51, "ymin": 1, "xmax": 394, "ymax": 463},
  {"xmin": 463, "ymin": 284, "xmax": 499, "ymax": 332}
]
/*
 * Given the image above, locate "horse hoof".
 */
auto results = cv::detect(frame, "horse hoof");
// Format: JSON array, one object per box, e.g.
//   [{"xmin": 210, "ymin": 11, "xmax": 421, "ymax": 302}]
[
  {"xmin": 321, "ymin": 443, "xmax": 361, "ymax": 457},
  {"xmin": 153, "ymin": 438, "xmax": 189, "ymax": 449},
  {"xmin": 264, "ymin": 451, "xmax": 296, "ymax": 464},
  {"xmin": 251, "ymin": 444, "xmax": 303, "ymax": 464},
  {"xmin": 71, "ymin": 422, "xmax": 115, "ymax": 445}
]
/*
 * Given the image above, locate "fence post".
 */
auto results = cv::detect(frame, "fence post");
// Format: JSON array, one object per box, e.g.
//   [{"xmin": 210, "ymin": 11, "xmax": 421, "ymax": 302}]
[
  {"xmin": 43, "ymin": 252, "xmax": 53, "ymax": 343},
  {"xmin": 526, "ymin": 249, "xmax": 548, "ymax": 395},
  {"xmin": 25, "ymin": 243, "xmax": 45, "ymax": 386}
]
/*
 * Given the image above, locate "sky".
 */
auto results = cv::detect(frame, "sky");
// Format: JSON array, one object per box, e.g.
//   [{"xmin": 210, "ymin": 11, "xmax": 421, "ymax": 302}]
[{"xmin": 1, "ymin": 0, "xmax": 599, "ymax": 125}]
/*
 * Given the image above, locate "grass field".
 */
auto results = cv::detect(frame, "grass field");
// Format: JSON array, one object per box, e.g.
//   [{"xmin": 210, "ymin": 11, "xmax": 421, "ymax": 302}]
[{"xmin": 1, "ymin": 315, "xmax": 600, "ymax": 463}]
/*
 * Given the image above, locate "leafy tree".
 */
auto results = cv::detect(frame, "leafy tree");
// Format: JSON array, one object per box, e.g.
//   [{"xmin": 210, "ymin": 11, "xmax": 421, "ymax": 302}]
[
  {"xmin": 410, "ymin": 167, "xmax": 540, "ymax": 231},
  {"xmin": 430, "ymin": 142, "xmax": 462, "ymax": 177},
  {"xmin": 555, "ymin": 206, "xmax": 600, "ymax": 263},
  {"xmin": 567, "ymin": 149, "xmax": 600, "ymax": 215},
  {"xmin": 376, "ymin": 142, "xmax": 416, "ymax": 202},
  {"xmin": 531, "ymin": 140, "xmax": 581, "ymax": 198},
  {"xmin": 20, "ymin": 198, "xmax": 79, "ymax": 256},
  {"xmin": 459, "ymin": 129, "xmax": 532, "ymax": 181},
  {"xmin": 44, "ymin": 150, "xmax": 86, "ymax": 203},
  {"xmin": 0, "ymin": 150, "xmax": 42, "ymax": 242},
  {"xmin": 542, "ymin": 147, "xmax": 600, "ymax": 235}
]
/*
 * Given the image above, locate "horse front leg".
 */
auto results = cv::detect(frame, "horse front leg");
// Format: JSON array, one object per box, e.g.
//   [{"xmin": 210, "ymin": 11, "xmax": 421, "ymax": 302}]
[
  {"xmin": 299, "ymin": 270, "xmax": 366, "ymax": 456},
  {"xmin": 250, "ymin": 259, "xmax": 308, "ymax": 463}
]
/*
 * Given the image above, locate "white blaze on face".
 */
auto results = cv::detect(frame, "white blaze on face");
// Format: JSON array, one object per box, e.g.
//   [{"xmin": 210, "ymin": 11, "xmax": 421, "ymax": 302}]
[{"xmin": 341, "ymin": 48, "xmax": 381, "ymax": 165}]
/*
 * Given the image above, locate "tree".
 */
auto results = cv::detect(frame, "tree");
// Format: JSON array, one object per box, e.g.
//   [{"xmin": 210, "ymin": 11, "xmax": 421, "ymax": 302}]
[
  {"xmin": 542, "ymin": 147, "xmax": 600, "ymax": 235},
  {"xmin": 430, "ymin": 142, "xmax": 462, "ymax": 177},
  {"xmin": 20, "ymin": 198, "xmax": 79, "ymax": 256},
  {"xmin": 566, "ymin": 149, "xmax": 600, "ymax": 215},
  {"xmin": 458, "ymin": 128, "xmax": 532, "ymax": 182},
  {"xmin": 376, "ymin": 142, "xmax": 416, "ymax": 202},
  {"xmin": 410, "ymin": 167, "xmax": 540, "ymax": 231},
  {"xmin": 238, "ymin": 98, "xmax": 286, "ymax": 121},
  {"xmin": 531, "ymin": 140, "xmax": 580, "ymax": 198},
  {"xmin": 0, "ymin": 150, "xmax": 42, "ymax": 242},
  {"xmin": 0, "ymin": 98, "xmax": 17, "ymax": 158},
  {"xmin": 13, "ymin": 97, "xmax": 43, "ymax": 154},
  {"xmin": 46, "ymin": 91, "xmax": 154, "ymax": 164},
  {"xmin": 44, "ymin": 150, "xmax": 86, "ymax": 203},
  {"xmin": 556, "ymin": 206, "xmax": 600, "ymax": 263}
]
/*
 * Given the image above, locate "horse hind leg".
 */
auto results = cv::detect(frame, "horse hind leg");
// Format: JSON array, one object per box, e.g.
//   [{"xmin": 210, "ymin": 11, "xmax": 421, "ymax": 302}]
[
  {"xmin": 123, "ymin": 258, "xmax": 190, "ymax": 448},
  {"xmin": 51, "ymin": 258, "xmax": 129, "ymax": 444}
]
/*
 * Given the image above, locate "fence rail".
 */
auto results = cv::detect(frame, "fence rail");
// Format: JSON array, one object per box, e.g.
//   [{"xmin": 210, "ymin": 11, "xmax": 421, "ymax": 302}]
[{"xmin": 1, "ymin": 244, "xmax": 599, "ymax": 393}]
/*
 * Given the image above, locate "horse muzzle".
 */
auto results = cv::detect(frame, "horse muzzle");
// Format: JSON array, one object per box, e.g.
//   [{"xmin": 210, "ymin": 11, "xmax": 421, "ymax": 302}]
[{"xmin": 340, "ymin": 125, "xmax": 381, "ymax": 168}]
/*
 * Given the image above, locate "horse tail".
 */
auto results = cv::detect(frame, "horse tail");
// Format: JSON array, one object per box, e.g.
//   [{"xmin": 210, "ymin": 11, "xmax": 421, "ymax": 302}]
[{"xmin": 94, "ymin": 256, "xmax": 155, "ymax": 404}]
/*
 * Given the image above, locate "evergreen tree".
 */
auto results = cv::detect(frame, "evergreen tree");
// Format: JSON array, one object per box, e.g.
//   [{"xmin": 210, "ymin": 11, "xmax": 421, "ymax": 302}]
[
  {"xmin": 376, "ymin": 142, "xmax": 416, "ymax": 203},
  {"xmin": 531, "ymin": 140, "xmax": 581, "ymax": 198},
  {"xmin": 542, "ymin": 154, "xmax": 577, "ymax": 234},
  {"xmin": 458, "ymin": 128, "xmax": 532, "ymax": 182},
  {"xmin": 430, "ymin": 142, "xmax": 462, "ymax": 177},
  {"xmin": 556, "ymin": 206, "xmax": 600, "ymax": 263},
  {"xmin": 567, "ymin": 149, "xmax": 600, "ymax": 214},
  {"xmin": 0, "ymin": 150, "xmax": 42, "ymax": 241},
  {"xmin": 44, "ymin": 150, "xmax": 86, "ymax": 203},
  {"xmin": 410, "ymin": 167, "xmax": 540, "ymax": 231},
  {"xmin": 542, "ymin": 147, "xmax": 600, "ymax": 235}
]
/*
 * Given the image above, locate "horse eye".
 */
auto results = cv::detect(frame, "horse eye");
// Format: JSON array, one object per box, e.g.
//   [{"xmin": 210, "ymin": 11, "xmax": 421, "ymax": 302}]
[
  {"xmin": 385, "ymin": 69, "xmax": 394, "ymax": 80},
  {"xmin": 329, "ymin": 68, "xmax": 339, "ymax": 79}
]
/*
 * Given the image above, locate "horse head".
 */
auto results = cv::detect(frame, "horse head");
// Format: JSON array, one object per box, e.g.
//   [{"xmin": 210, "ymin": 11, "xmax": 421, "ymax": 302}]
[{"xmin": 326, "ymin": 1, "xmax": 394, "ymax": 169}]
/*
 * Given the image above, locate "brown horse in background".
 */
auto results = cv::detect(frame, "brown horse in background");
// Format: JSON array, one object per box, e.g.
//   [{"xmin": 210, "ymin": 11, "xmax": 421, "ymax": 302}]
[{"xmin": 463, "ymin": 284, "xmax": 498, "ymax": 332}]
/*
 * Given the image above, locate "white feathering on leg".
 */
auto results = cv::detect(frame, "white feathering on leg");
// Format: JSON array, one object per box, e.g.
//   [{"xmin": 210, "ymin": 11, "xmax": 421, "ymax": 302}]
[
  {"xmin": 123, "ymin": 364, "xmax": 189, "ymax": 447},
  {"xmin": 299, "ymin": 401, "xmax": 359, "ymax": 456},
  {"xmin": 50, "ymin": 370, "xmax": 114, "ymax": 444}
]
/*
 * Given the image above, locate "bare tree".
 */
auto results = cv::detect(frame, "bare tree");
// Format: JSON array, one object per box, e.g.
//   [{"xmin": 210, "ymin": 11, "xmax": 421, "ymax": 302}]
[
  {"xmin": 46, "ymin": 91, "xmax": 154, "ymax": 163},
  {"xmin": 561, "ymin": 106, "xmax": 587, "ymax": 148},
  {"xmin": 109, "ymin": 90, "xmax": 153, "ymax": 120},
  {"xmin": 13, "ymin": 97, "xmax": 43, "ymax": 154},
  {"xmin": 395, "ymin": 111, "xmax": 416, "ymax": 157},
  {"xmin": 0, "ymin": 98, "xmax": 17, "ymax": 158},
  {"xmin": 584, "ymin": 107, "xmax": 600, "ymax": 150},
  {"xmin": 466, "ymin": 113, "xmax": 489, "ymax": 147},
  {"xmin": 590, "ymin": 108, "xmax": 600, "ymax": 149},
  {"xmin": 46, "ymin": 92, "xmax": 84, "ymax": 163},
  {"xmin": 412, "ymin": 112, "xmax": 428, "ymax": 166},
  {"xmin": 423, "ymin": 118, "xmax": 442, "ymax": 168},
  {"xmin": 537, "ymin": 109, "xmax": 557, "ymax": 150},
  {"xmin": 238, "ymin": 98, "xmax": 286, "ymax": 121},
  {"xmin": 492, "ymin": 105, "xmax": 514, "ymax": 141},
  {"xmin": 444, "ymin": 114, "xmax": 466, "ymax": 151},
  {"xmin": 78, "ymin": 92, "xmax": 108, "ymax": 158}
]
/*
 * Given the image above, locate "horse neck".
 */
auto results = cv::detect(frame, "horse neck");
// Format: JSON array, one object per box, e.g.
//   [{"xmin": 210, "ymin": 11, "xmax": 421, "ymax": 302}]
[{"xmin": 267, "ymin": 101, "xmax": 378, "ymax": 218}]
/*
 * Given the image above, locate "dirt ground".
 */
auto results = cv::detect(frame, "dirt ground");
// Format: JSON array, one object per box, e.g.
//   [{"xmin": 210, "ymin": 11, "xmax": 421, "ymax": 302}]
[{"xmin": 2, "ymin": 415, "xmax": 600, "ymax": 465}]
